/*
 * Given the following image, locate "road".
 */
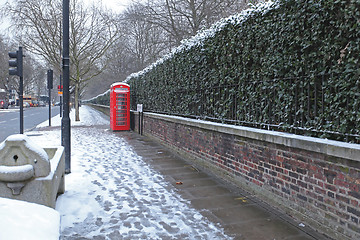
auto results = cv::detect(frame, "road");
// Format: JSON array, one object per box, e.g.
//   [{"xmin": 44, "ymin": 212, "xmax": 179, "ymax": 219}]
[{"xmin": 0, "ymin": 106, "xmax": 60, "ymax": 142}]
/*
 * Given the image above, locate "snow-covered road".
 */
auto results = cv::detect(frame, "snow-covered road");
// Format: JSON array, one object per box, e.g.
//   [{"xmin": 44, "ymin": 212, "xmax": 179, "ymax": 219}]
[{"xmin": 30, "ymin": 106, "xmax": 231, "ymax": 239}]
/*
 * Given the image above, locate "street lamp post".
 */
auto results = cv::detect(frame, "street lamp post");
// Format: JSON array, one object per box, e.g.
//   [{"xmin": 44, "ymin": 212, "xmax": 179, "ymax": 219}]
[
  {"xmin": 59, "ymin": 20, "xmax": 63, "ymax": 118},
  {"xmin": 62, "ymin": 0, "xmax": 71, "ymax": 173}
]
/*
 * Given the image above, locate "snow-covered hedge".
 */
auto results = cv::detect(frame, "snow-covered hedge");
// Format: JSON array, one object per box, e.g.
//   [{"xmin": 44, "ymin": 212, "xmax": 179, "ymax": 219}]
[
  {"xmin": 85, "ymin": 89, "xmax": 110, "ymax": 106},
  {"xmin": 91, "ymin": 0, "xmax": 360, "ymax": 142}
]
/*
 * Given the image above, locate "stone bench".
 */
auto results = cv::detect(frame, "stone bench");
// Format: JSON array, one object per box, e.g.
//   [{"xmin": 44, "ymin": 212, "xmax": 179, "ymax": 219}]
[{"xmin": 0, "ymin": 134, "xmax": 65, "ymax": 208}]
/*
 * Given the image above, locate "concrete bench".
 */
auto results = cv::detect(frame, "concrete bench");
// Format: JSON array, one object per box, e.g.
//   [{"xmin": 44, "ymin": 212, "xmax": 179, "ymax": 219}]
[{"xmin": 0, "ymin": 134, "xmax": 65, "ymax": 208}]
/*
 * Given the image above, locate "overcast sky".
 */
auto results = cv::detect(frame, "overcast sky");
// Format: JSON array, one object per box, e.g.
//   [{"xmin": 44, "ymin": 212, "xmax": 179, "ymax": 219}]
[{"xmin": 86, "ymin": 0, "xmax": 130, "ymax": 13}]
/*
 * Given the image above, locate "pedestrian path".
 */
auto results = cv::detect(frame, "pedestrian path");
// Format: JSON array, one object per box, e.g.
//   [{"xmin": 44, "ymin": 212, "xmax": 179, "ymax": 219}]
[{"xmin": 29, "ymin": 106, "xmax": 329, "ymax": 240}]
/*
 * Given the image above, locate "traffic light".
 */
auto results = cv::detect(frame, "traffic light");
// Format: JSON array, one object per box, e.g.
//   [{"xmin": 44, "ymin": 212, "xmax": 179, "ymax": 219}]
[
  {"xmin": 8, "ymin": 47, "xmax": 23, "ymax": 77},
  {"xmin": 8, "ymin": 47, "xmax": 24, "ymax": 134},
  {"xmin": 47, "ymin": 69, "xmax": 53, "ymax": 89}
]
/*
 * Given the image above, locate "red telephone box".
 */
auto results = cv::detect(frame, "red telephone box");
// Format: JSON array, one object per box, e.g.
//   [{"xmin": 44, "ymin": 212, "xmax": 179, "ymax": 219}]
[{"xmin": 110, "ymin": 82, "xmax": 130, "ymax": 131}]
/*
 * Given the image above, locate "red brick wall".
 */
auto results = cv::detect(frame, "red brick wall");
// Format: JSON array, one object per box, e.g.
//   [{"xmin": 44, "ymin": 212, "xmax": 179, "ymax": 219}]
[{"xmin": 135, "ymin": 112, "xmax": 360, "ymax": 240}]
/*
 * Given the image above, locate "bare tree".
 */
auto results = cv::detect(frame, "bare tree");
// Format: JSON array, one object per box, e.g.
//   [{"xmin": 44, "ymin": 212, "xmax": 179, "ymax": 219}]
[
  {"xmin": 122, "ymin": 3, "xmax": 168, "ymax": 70},
  {"xmin": 0, "ymin": 35, "xmax": 10, "ymax": 90},
  {"xmin": 5, "ymin": 0, "xmax": 119, "ymax": 121},
  {"xmin": 0, "ymin": 35, "xmax": 12, "ymax": 103},
  {"xmin": 23, "ymin": 57, "xmax": 46, "ymax": 96},
  {"xmin": 95, "ymin": 2, "xmax": 169, "ymax": 96},
  {"xmin": 69, "ymin": 0, "xmax": 119, "ymax": 120},
  {"xmin": 139, "ymin": 0, "xmax": 254, "ymax": 46}
]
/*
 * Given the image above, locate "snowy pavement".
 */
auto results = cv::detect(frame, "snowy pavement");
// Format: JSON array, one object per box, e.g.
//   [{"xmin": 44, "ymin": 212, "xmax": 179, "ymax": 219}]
[{"xmin": 30, "ymin": 106, "xmax": 231, "ymax": 240}]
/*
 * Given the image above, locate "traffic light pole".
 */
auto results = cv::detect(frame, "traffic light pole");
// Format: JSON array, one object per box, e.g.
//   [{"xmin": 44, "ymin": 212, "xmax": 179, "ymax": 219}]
[
  {"xmin": 60, "ymin": 76, "xmax": 62, "ymax": 117},
  {"xmin": 48, "ymin": 87, "xmax": 51, "ymax": 126},
  {"xmin": 47, "ymin": 70, "xmax": 53, "ymax": 127},
  {"xmin": 8, "ymin": 46, "xmax": 23, "ymax": 134},
  {"xmin": 62, "ymin": 0, "xmax": 71, "ymax": 173},
  {"xmin": 19, "ymin": 75, "xmax": 23, "ymax": 134}
]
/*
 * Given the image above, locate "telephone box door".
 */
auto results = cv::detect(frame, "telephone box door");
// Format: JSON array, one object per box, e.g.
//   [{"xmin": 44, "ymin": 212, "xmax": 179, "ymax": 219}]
[{"xmin": 110, "ymin": 83, "xmax": 130, "ymax": 131}]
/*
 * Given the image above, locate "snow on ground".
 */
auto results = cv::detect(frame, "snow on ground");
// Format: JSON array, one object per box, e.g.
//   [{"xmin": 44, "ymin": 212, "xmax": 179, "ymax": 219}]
[
  {"xmin": 28, "ymin": 106, "xmax": 231, "ymax": 239},
  {"xmin": 36, "ymin": 106, "xmax": 109, "ymax": 128},
  {"xmin": 0, "ymin": 197, "xmax": 60, "ymax": 240}
]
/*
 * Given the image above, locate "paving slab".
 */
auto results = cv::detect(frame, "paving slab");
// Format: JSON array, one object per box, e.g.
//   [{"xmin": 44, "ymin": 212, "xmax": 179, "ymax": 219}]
[{"xmin": 120, "ymin": 131, "xmax": 330, "ymax": 240}]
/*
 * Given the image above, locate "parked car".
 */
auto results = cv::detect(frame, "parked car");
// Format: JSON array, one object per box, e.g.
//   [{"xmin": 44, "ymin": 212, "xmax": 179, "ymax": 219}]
[
  {"xmin": 31, "ymin": 100, "xmax": 39, "ymax": 107},
  {"xmin": 38, "ymin": 101, "xmax": 46, "ymax": 107},
  {"xmin": 23, "ymin": 102, "xmax": 30, "ymax": 108},
  {"xmin": 0, "ymin": 100, "xmax": 8, "ymax": 109},
  {"xmin": 0, "ymin": 89, "xmax": 8, "ymax": 109}
]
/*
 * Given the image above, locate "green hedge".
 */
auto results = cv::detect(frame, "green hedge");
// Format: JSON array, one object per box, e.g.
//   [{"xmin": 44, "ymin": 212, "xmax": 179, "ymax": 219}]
[{"xmin": 93, "ymin": 0, "xmax": 360, "ymax": 142}]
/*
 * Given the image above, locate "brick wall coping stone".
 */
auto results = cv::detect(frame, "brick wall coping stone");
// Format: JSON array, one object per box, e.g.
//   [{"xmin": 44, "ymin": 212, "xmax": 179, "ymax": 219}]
[{"xmin": 145, "ymin": 112, "xmax": 360, "ymax": 162}]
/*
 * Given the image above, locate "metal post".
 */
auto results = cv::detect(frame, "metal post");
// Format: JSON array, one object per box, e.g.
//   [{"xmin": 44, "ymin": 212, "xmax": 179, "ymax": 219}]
[
  {"xmin": 47, "ymin": 69, "xmax": 53, "ymax": 126},
  {"xmin": 62, "ymin": 0, "xmax": 71, "ymax": 173},
  {"xmin": 138, "ymin": 113, "xmax": 140, "ymax": 134},
  {"xmin": 140, "ymin": 112, "xmax": 143, "ymax": 135},
  {"xmin": 59, "ymin": 19, "xmax": 62, "ymax": 118},
  {"xmin": 19, "ymin": 77, "xmax": 23, "ymax": 134},
  {"xmin": 48, "ymin": 87, "xmax": 51, "ymax": 126},
  {"xmin": 19, "ymin": 47, "xmax": 23, "ymax": 134},
  {"xmin": 60, "ymin": 75, "xmax": 62, "ymax": 117}
]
